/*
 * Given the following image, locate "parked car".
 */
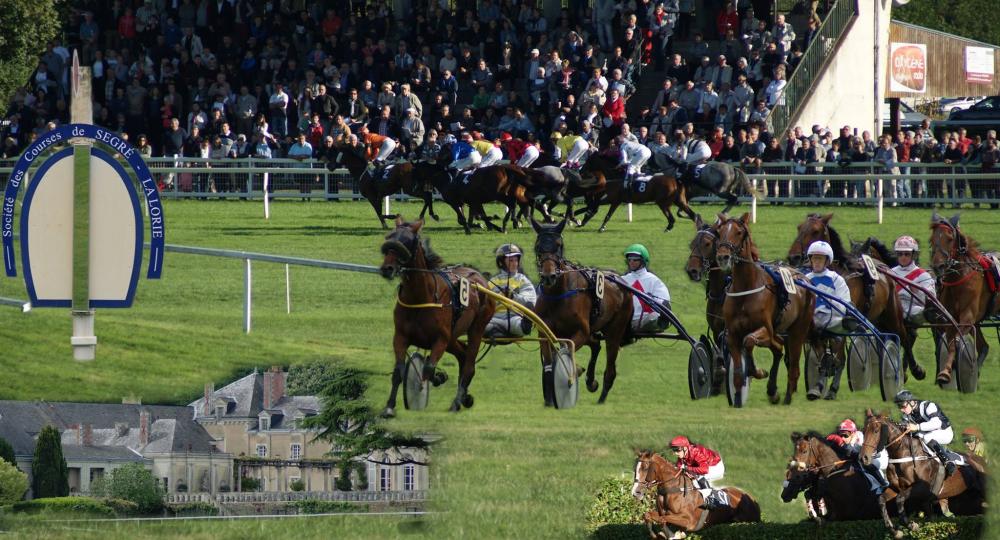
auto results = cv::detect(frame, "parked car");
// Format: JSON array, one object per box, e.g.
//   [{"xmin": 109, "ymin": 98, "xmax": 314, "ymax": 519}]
[
  {"xmin": 882, "ymin": 100, "xmax": 929, "ymax": 129},
  {"xmin": 937, "ymin": 96, "xmax": 985, "ymax": 115},
  {"xmin": 948, "ymin": 96, "xmax": 1000, "ymax": 121}
]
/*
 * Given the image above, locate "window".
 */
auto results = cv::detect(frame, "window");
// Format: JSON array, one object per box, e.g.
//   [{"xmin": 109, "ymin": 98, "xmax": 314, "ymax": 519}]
[
  {"xmin": 367, "ymin": 463, "xmax": 377, "ymax": 491},
  {"xmin": 403, "ymin": 465, "xmax": 415, "ymax": 491},
  {"xmin": 89, "ymin": 468, "xmax": 104, "ymax": 483},
  {"xmin": 259, "ymin": 417, "xmax": 270, "ymax": 431},
  {"xmin": 290, "ymin": 444, "xmax": 302, "ymax": 460},
  {"xmin": 379, "ymin": 467, "xmax": 392, "ymax": 491},
  {"xmin": 256, "ymin": 444, "xmax": 267, "ymax": 458}
]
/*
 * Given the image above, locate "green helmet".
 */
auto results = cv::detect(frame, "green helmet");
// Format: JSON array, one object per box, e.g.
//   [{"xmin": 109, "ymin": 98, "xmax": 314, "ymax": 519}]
[{"xmin": 624, "ymin": 244, "xmax": 650, "ymax": 266}]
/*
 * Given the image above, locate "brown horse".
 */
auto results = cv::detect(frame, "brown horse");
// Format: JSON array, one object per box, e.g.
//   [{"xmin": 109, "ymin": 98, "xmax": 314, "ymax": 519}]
[
  {"xmin": 929, "ymin": 212, "xmax": 999, "ymax": 386},
  {"xmin": 861, "ymin": 410, "xmax": 986, "ymax": 537},
  {"xmin": 378, "ymin": 217, "xmax": 496, "ymax": 415},
  {"xmin": 336, "ymin": 145, "xmax": 439, "ymax": 228},
  {"xmin": 632, "ymin": 450, "xmax": 760, "ymax": 539},
  {"xmin": 716, "ymin": 213, "xmax": 815, "ymax": 406},
  {"xmin": 685, "ymin": 214, "xmax": 726, "ymax": 346},
  {"xmin": 532, "ymin": 216, "xmax": 633, "ymax": 403},
  {"xmin": 587, "ymin": 173, "xmax": 697, "ymax": 233},
  {"xmin": 788, "ymin": 213, "xmax": 922, "ymax": 398},
  {"xmin": 572, "ymin": 152, "xmax": 617, "ymax": 225},
  {"xmin": 783, "ymin": 432, "xmax": 886, "ymax": 523}
]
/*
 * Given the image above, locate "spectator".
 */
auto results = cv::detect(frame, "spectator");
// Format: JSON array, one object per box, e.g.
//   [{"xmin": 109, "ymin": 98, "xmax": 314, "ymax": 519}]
[{"xmin": 716, "ymin": 2, "xmax": 740, "ymax": 41}]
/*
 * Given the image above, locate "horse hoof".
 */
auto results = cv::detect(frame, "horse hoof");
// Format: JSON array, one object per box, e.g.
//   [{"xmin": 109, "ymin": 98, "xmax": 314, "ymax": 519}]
[
  {"xmin": 824, "ymin": 391, "xmax": 838, "ymax": 401},
  {"xmin": 587, "ymin": 379, "xmax": 599, "ymax": 393},
  {"xmin": 936, "ymin": 371, "xmax": 951, "ymax": 385},
  {"xmin": 768, "ymin": 393, "xmax": 780, "ymax": 405},
  {"xmin": 911, "ymin": 364, "xmax": 927, "ymax": 381},
  {"xmin": 597, "ymin": 396, "xmax": 607, "ymax": 404},
  {"xmin": 431, "ymin": 214, "xmax": 440, "ymax": 222},
  {"xmin": 544, "ymin": 400, "xmax": 554, "ymax": 408},
  {"xmin": 462, "ymin": 394, "xmax": 474, "ymax": 408},
  {"xmin": 381, "ymin": 407, "xmax": 396, "ymax": 419},
  {"xmin": 598, "ymin": 227, "xmax": 606, "ymax": 233},
  {"xmin": 806, "ymin": 389, "xmax": 822, "ymax": 401},
  {"xmin": 448, "ymin": 401, "xmax": 461, "ymax": 413},
  {"xmin": 432, "ymin": 370, "xmax": 449, "ymax": 387},
  {"xmin": 783, "ymin": 394, "xmax": 793, "ymax": 405}
]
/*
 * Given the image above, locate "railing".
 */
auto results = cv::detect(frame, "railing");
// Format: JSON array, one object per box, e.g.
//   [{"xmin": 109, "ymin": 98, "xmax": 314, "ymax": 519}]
[
  {"xmin": 766, "ymin": 0, "xmax": 859, "ymax": 137},
  {"xmin": 165, "ymin": 490, "xmax": 427, "ymax": 504}
]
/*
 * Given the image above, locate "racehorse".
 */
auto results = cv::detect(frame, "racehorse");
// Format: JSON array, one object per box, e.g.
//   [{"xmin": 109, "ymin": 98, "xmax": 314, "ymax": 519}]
[
  {"xmin": 860, "ymin": 410, "xmax": 986, "ymax": 537},
  {"xmin": 532, "ymin": 216, "xmax": 633, "ymax": 404},
  {"xmin": 783, "ymin": 432, "xmax": 886, "ymax": 523},
  {"xmin": 787, "ymin": 213, "xmax": 922, "ymax": 397},
  {"xmin": 685, "ymin": 214, "xmax": 726, "ymax": 348},
  {"xmin": 716, "ymin": 213, "xmax": 815, "ymax": 406},
  {"xmin": 657, "ymin": 158, "xmax": 763, "ymax": 215},
  {"xmin": 378, "ymin": 217, "xmax": 496, "ymax": 415},
  {"xmin": 589, "ymin": 173, "xmax": 698, "ymax": 233},
  {"xmin": 929, "ymin": 212, "xmax": 999, "ymax": 386},
  {"xmin": 336, "ymin": 144, "xmax": 438, "ymax": 229},
  {"xmin": 632, "ymin": 450, "xmax": 761, "ymax": 539}
]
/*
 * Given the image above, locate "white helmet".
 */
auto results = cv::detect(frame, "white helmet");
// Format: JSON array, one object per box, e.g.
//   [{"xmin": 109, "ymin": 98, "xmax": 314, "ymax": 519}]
[
  {"xmin": 894, "ymin": 235, "xmax": 919, "ymax": 252},
  {"xmin": 806, "ymin": 241, "xmax": 834, "ymax": 262}
]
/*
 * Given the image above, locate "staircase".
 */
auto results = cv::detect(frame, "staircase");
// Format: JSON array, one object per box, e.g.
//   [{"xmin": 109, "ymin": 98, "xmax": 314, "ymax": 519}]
[{"xmin": 765, "ymin": 0, "xmax": 860, "ymax": 137}]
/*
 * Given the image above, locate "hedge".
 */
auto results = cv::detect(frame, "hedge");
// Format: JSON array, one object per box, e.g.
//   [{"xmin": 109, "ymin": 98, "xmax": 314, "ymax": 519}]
[
  {"xmin": 587, "ymin": 476, "xmax": 984, "ymax": 540},
  {"xmin": 10, "ymin": 497, "xmax": 114, "ymax": 517},
  {"xmin": 294, "ymin": 500, "xmax": 367, "ymax": 514},
  {"xmin": 168, "ymin": 501, "xmax": 219, "ymax": 517},
  {"xmin": 102, "ymin": 498, "xmax": 139, "ymax": 516}
]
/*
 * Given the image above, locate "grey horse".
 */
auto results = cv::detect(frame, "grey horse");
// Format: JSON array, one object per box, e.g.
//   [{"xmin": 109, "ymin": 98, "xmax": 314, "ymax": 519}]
[{"xmin": 655, "ymin": 156, "xmax": 764, "ymax": 214}]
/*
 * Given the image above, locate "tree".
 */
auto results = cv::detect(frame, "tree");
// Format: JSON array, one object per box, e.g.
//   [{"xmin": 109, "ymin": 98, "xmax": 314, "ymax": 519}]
[
  {"xmin": 91, "ymin": 463, "xmax": 164, "ymax": 514},
  {"xmin": 0, "ymin": 460, "xmax": 29, "ymax": 505},
  {"xmin": 0, "ymin": 1, "xmax": 61, "ymax": 116},
  {"xmin": 31, "ymin": 425, "xmax": 68, "ymax": 498},
  {"xmin": 287, "ymin": 360, "xmax": 345, "ymax": 397},
  {"xmin": 0, "ymin": 436, "xmax": 16, "ymax": 465},
  {"xmin": 894, "ymin": 0, "xmax": 1000, "ymax": 47}
]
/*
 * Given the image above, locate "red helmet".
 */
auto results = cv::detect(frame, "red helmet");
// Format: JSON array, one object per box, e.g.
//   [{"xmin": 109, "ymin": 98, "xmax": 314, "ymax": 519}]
[
  {"xmin": 669, "ymin": 436, "xmax": 691, "ymax": 449},
  {"xmin": 838, "ymin": 419, "xmax": 857, "ymax": 433},
  {"xmin": 500, "ymin": 132, "xmax": 513, "ymax": 142}
]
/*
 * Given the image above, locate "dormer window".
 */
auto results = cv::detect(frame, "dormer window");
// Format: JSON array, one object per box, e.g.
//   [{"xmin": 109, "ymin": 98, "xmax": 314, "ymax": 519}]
[{"xmin": 260, "ymin": 417, "xmax": 270, "ymax": 431}]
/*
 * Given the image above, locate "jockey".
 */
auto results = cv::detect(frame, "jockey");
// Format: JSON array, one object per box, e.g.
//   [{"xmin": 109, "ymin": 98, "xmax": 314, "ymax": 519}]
[
  {"xmin": 500, "ymin": 132, "xmax": 540, "ymax": 167},
  {"xmin": 555, "ymin": 132, "xmax": 590, "ymax": 168},
  {"xmin": 618, "ymin": 136, "xmax": 652, "ymax": 182},
  {"xmin": 889, "ymin": 236, "xmax": 937, "ymax": 324},
  {"xmin": 448, "ymin": 132, "xmax": 481, "ymax": 181},
  {"xmin": 485, "ymin": 244, "xmax": 537, "ymax": 338},
  {"xmin": 623, "ymin": 244, "xmax": 671, "ymax": 333},
  {"xmin": 961, "ymin": 427, "xmax": 987, "ymax": 463},
  {"xmin": 895, "ymin": 389, "xmax": 956, "ymax": 476},
  {"xmin": 805, "ymin": 241, "xmax": 853, "ymax": 333},
  {"xmin": 359, "ymin": 125, "xmax": 397, "ymax": 166},
  {"xmin": 471, "ymin": 132, "xmax": 504, "ymax": 168},
  {"xmin": 826, "ymin": 419, "xmax": 889, "ymax": 492},
  {"xmin": 669, "ymin": 436, "xmax": 727, "ymax": 510}
]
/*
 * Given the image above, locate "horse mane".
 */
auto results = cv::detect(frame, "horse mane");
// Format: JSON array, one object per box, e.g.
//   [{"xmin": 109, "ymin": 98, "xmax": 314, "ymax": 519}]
[
  {"xmin": 822, "ymin": 222, "xmax": 856, "ymax": 269},
  {"xmin": 805, "ymin": 431, "xmax": 840, "ymax": 451},
  {"xmin": 418, "ymin": 238, "xmax": 444, "ymax": 269},
  {"xmin": 863, "ymin": 237, "xmax": 898, "ymax": 267}
]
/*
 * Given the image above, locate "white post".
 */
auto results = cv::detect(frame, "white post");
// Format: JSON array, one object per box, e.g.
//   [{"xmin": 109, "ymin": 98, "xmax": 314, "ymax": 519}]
[
  {"xmin": 285, "ymin": 264, "xmax": 291, "ymax": 314},
  {"xmin": 877, "ymin": 177, "xmax": 884, "ymax": 224},
  {"xmin": 751, "ymin": 178, "xmax": 758, "ymax": 224},
  {"xmin": 627, "ymin": 203, "xmax": 633, "ymax": 223},
  {"xmin": 383, "ymin": 196, "xmax": 391, "ymax": 217},
  {"xmin": 244, "ymin": 258, "xmax": 252, "ymax": 334},
  {"xmin": 263, "ymin": 172, "xmax": 270, "ymax": 219}
]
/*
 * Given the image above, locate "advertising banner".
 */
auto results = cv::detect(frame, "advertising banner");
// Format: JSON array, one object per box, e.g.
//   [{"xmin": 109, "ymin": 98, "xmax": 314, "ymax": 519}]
[{"xmin": 889, "ymin": 43, "xmax": 927, "ymax": 93}]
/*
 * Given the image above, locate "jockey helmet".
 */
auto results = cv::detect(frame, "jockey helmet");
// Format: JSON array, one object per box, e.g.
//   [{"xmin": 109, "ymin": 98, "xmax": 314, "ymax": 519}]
[
  {"xmin": 442, "ymin": 134, "xmax": 457, "ymax": 145},
  {"xmin": 500, "ymin": 132, "xmax": 513, "ymax": 142},
  {"xmin": 962, "ymin": 427, "xmax": 984, "ymax": 442},
  {"xmin": 495, "ymin": 244, "xmax": 524, "ymax": 269},
  {"xmin": 806, "ymin": 241, "xmax": 834, "ymax": 263},
  {"xmin": 624, "ymin": 244, "xmax": 650, "ymax": 266},
  {"xmin": 550, "ymin": 131, "xmax": 562, "ymax": 140},
  {"xmin": 669, "ymin": 435, "xmax": 691, "ymax": 450},
  {"xmin": 894, "ymin": 235, "xmax": 919, "ymax": 252},
  {"xmin": 894, "ymin": 389, "xmax": 915, "ymax": 405},
  {"xmin": 838, "ymin": 419, "xmax": 857, "ymax": 433}
]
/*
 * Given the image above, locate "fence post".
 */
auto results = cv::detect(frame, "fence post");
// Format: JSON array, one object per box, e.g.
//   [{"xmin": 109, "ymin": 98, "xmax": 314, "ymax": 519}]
[
  {"xmin": 876, "ymin": 176, "xmax": 884, "ymax": 224},
  {"xmin": 323, "ymin": 169, "xmax": 330, "ymax": 200},
  {"xmin": 383, "ymin": 196, "xmax": 391, "ymax": 217},
  {"xmin": 244, "ymin": 258, "xmax": 252, "ymax": 334},
  {"xmin": 285, "ymin": 264, "xmax": 291, "ymax": 314},
  {"xmin": 263, "ymin": 171, "xmax": 270, "ymax": 219},
  {"xmin": 246, "ymin": 158, "xmax": 253, "ymax": 194},
  {"xmin": 627, "ymin": 203, "xmax": 633, "ymax": 223},
  {"xmin": 751, "ymin": 178, "xmax": 757, "ymax": 224}
]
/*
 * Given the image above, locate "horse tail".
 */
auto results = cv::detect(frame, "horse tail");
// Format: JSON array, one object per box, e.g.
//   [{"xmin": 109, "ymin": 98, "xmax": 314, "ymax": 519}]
[
  {"xmin": 736, "ymin": 167, "xmax": 765, "ymax": 201},
  {"xmin": 733, "ymin": 489, "xmax": 762, "ymax": 522}
]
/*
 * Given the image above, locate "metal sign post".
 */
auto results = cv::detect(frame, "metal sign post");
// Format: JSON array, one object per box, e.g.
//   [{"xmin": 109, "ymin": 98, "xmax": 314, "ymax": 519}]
[{"xmin": 70, "ymin": 53, "xmax": 96, "ymax": 360}]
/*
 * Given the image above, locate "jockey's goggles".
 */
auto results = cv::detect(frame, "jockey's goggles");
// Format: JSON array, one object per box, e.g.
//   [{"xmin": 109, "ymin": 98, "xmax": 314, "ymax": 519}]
[
  {"xmin": 895, "ymin": 251, "xmax": 913, "ymax": 257},
  {"xmin": 962, "ymin": 435, "xmax": 979, "ymax": 443}
]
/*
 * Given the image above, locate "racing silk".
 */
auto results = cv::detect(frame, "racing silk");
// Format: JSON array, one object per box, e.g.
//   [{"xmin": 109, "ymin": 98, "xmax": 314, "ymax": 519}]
[
  {"xmin": 890, "ymin": 262, "xmax": 936, "ymax": 317},
  {"xmin": 827, "ymin": 431, "xmax": 865, "ymax": 458},
  {"xmin": 619, "ymin": 140, "xmax": 649, "ymax": 163},
  {"xmin": 487, "ymin": 271, "xmax": 537, "ymax": 313},
  {"xmin": 363, "ymin": 132, "xmax": 389, "ymax": 161},
  {"xmin": 556, "ymin": 135, "xmax": 583, "ymax": 163},
  {"xmin": 806, "ymin": 268, "xmax": 852, "ymax": 315},
  {"xmin": 685, "ymin": 139, "xmax": 712, "ymax": 165},
  {"xmin": 503, "ymin": 139, "xmax": 530, "ymax": 162},
  {"xmin": 677, "ymin": 444, "xmax": 721, "ymax": 475},
  {"xmin": 905, "ymin": 400, "xmax": 951, "ymax": 432},
  {"xmin": 623, "ymin": 267, "xmax": 670, "ymax": 323},
  {"xmin": 471, "ymin": 139, "xmax": 496, "ymax": 157},
  {"xmin": 451, "ymin": 141, "xmax": 475, "ymax": 161}
]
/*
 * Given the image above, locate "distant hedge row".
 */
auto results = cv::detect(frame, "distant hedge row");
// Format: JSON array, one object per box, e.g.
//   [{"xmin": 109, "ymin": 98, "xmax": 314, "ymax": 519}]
[{"xmin": 587, "ymin": 476, "xmax": 984, "ymax": 540}]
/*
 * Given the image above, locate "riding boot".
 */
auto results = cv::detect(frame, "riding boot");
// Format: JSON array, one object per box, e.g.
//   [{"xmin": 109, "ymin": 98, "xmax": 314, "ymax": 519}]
[
  {"xmin": 863, "ymin": 463, "xmax": 889, "ymax": 492},
  {"xmin": 927, "ymin": 440, "xmax": 956, "ymax": 477}
]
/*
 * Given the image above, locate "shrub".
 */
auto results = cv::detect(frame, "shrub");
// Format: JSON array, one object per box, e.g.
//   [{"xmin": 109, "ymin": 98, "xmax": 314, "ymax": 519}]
[
  {"xmin": 294, "ymin": 500, "xmax": 365, "ymax": 514},
  {"xmin": 334, "ymin": 466, "xmax": 352, "ymax": 491},
  {"xmin": 90, "ymin": 463, "xmax": 164, "ymax": 514},
  {"xmin": 31, "ymin": 426, "xmax": 68, "ymax": 498},
  {"xmin": 585, "ymin": 475, "xmax": 651, "ymax": 533},
  {"xmin": 10, "ymin": 497, "xmax": 114, "ymax": 517},
  {"xmin": 102, "ymin": 498, "xmax": 140, "ymax": 516},
  {"xmin": 0, "ymin": 436, "xmax": 15, "ymax": 465},
  {"xmin": 239, "ymin": 477, "xmax": 260, "ymax": 492},
  {"xmin": 290, "ymin": 479, "xmax": 305, "ymax": 492},
  {"xmin": 169, "ymin": 501, "xmax": 218, "ymax": 517},
  {"xmin": 0, "ymin": 460, "xmax": 28, "ymax": 505}
]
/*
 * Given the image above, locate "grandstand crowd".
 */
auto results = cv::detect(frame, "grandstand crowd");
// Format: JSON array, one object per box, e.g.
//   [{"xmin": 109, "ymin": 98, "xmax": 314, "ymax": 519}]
[{"xmin": 3, "ymin": 0, "xmax": 997, "ymax": 203}]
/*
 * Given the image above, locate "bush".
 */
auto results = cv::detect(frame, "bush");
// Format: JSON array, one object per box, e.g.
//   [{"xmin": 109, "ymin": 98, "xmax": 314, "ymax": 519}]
[
  {"xmin": 169, "ymin": 501, "xmax": 218, "ymax": 517},
  {"xmin": 294, "ymin": 500, "xmax": 366, "ymax": 514},
  {"xmin": 31, "ymin": 426, "xmax": 68, "ymax": 498},
  {"xmin": 90, "ymin": 463, "xmax": 164, "ymax": 514},
  {"xmin": 239, "ymin": 477, "xmax": 260, "ymax": 492},
  {"xmin": 585, "ymin": 476, "xmax": 652, "ymax": 533},
  {"xmin": 0, "ymin": 460, "xmax": 28, "ymax": 505},
  {"xmin": 0, "ymin": 436, "xmax": 15, "ymax": 465},
  {"xmin": 334, "ymin": 466, "xmax": 352, "ymax": 491},
  {"xmin": 102, "ymin": 498, "xmax": 140, "ymax": 516},
  {"xmin": 290, "ymin": 479, "xmax": 305, "ymax": 492},
  {"xmin": 10, "ymin": 497, "xmax": 114, "ymax": 517}
]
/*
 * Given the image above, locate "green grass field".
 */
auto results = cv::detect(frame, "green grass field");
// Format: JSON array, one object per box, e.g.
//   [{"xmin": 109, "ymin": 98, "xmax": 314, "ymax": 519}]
[{"xmin": 0, "ymin": 199, "xmax": 996, "ymax": 539}]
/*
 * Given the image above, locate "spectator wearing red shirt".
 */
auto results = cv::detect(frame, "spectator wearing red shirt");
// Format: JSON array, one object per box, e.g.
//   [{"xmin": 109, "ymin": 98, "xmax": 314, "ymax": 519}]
[
  {"xmin": 321, "ymin": 9, "xmax": 342, "ymax": 37},
  {"xmin": 716, "ymin": 2, "xmax": 740, "ymax": 41},
  {"xmin": 118, "ymin": 8, "xmax": 137, "ymax": 47},
  {"xmin": 708, "ymin": 126, "xmax": 725, "ymax": 158}
]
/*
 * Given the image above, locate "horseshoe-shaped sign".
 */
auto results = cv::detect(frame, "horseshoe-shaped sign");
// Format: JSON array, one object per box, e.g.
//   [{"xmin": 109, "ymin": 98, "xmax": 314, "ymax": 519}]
[
  {"xmin": 595, "ymin": 271, "xmax": 605, "ymax": 300},
  {"xmin": 459, "ymin": 277, "xmax": 470, "ymax": 307},
  {"xmin": 861, "ymin": 254, "xmax": 879, "ymax": 281}
]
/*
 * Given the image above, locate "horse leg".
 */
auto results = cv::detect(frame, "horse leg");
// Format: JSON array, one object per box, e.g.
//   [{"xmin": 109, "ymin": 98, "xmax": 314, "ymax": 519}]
[
  {"xmin": 727, "ymin": 330, "xmax": 750, "ymax": 407},
  {"xmin": 876, "ymin": 491, "xmax": 898, "ymax": 537},
  {"xmin": 597, "ymin": 202, "xmax": 621, "ymax": 233},
  {"xmin": 720, "ymin": 192, "xmax": 738, "ymax": 215},
  {"xmin": 937, "ymin": 326, "xmax": 959, "ymax": 385},
  {"xmin": 676, "ymin": 188, "xmax": 698, "ymax": 221},
  {"xmin": 368, "ymin": 196, "xmax": 389, "ymax": 229},
  {"xmin": 382, "ymin": 333, "xmax": 408, "ymax": 418},
  {"xmin": 445, "ymin": 340, "xmax": 471, "ymax": 412},
  {"xmin": 597, "ymin": 340, "xmax": 621, "ymax": 404},
  {"xmin": 477, "ymin": 204, "xmax": 504, "ymax": 232},
  {"xmin": 585, "ymin": 337, "xmax": 602, "ymax": 393},
  {"xmin": 419, "ymin": 191, "xmax": 439, "ymax": 222}
]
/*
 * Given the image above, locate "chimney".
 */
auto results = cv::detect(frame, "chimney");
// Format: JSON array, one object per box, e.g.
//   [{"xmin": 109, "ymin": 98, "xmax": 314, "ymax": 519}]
[
  {"xmin": 263, "ymin": 366, "xmax": 286, "ymax": 409},
  {"xmin": 82, "ymin": 424, "xmax": 93, "ymax": 446},
  {"xmin": 139, "ymin": 409, "xmax": 150, "ymax": 447},
  {"xmin": 69, "ymin": 423, "xmax": 82, "ymax": 445},
  {"xmin": 115, "ymin": 422, "xmax": 129, "ymax": 437},
  {"xmin": 203, "ymin": 383, "xmax": 214, "ymax": 416}
]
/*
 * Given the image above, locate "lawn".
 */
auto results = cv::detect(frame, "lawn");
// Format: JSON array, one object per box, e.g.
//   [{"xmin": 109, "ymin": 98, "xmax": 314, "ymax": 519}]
[{"xmin": 0, "ymin": 199, "xmax": 996, "ymax": 539}]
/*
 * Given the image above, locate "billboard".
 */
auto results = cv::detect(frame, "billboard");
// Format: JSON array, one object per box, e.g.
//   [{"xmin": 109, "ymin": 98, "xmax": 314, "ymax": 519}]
[
  {"xmin": 966, "ymin": 46, "xmax": 995, "ymax": 84},
  {"xmin": 889, "ymin": 42, "xmax": 927, "ymax": 93}
]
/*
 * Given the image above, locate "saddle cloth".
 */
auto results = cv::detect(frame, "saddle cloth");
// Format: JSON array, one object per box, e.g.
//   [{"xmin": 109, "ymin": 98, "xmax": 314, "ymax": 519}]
[
  {"xmin": 978, "ymin": 254, "xmax": 1000, "ymax": 293},
  {"xmin": 915, "ymin": 439, "xmax": 967, "ymax": 467}
]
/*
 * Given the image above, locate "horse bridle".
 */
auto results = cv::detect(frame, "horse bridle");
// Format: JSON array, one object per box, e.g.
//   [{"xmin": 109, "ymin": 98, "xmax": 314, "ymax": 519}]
[
  {"xmin": 635, "ymin": 458, "xmax": 694, "ymax": 496},
  {"xmin": 381, "ymin": 229, "xmax": 420, "ymax": 266},
  {"xmin": 689, "ymin": 227, "xmax": 720, "ymax": 277},
  {"xmin": 930, "ymin": 222, "xmax": 975, "ymax": 279},
  {"xmin": 717, "ymin": 220, "xmax": 754, "ymax": 264}
]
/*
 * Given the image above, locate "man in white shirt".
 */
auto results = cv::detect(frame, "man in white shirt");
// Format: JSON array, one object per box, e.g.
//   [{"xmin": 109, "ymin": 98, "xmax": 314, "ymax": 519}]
[
  {"xmin": 889, "ymin": 236, "xmax": 937, "ymax": 324},
  {"xmin": 623, "ymin": 244, "xmax": 672, "ymax": 333},
  {"xmin": 268, "ymin": 82, "xmax": 289, "ymax": 137}
]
